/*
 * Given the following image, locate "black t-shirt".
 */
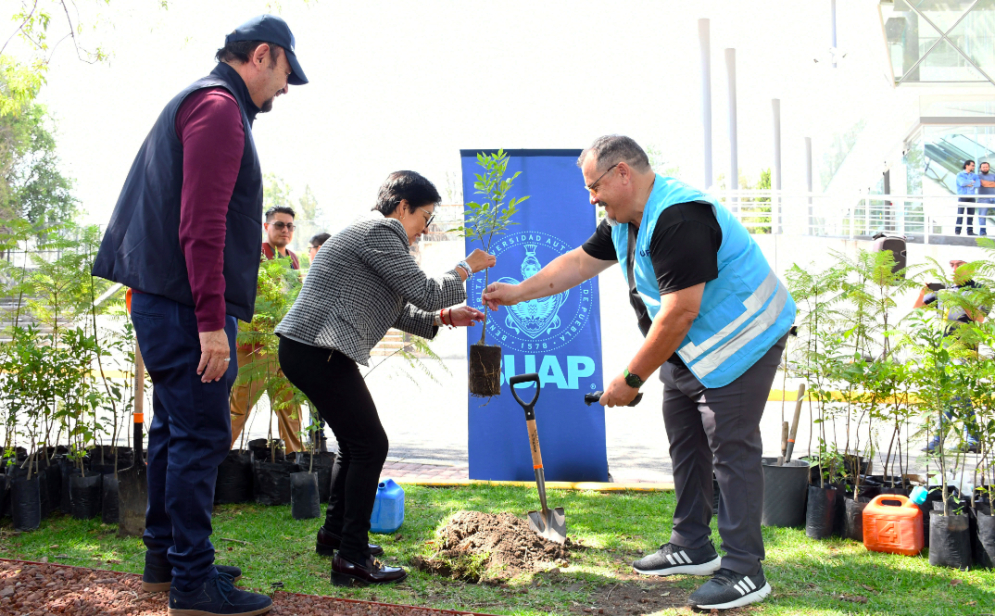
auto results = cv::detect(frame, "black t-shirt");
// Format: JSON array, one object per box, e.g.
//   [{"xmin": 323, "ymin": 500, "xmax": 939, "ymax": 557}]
[{"xmin": 582, "ymin": 201, "xmax": 723, "ymax": 364}]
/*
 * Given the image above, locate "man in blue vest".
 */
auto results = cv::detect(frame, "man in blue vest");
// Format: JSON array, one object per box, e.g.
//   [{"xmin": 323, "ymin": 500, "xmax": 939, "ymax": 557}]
[
  {"xmin": 93, "ymin": 15, "xmax": 307, "ymax": 616},
  {"xmin": 482, "ymin": 135, "xmax": 795, "ymax": 611}
]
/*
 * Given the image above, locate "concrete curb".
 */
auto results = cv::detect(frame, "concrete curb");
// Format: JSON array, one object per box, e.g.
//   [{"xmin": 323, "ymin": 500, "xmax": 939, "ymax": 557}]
[{"xmin": 393, "ymin": 479, "xmax": 674, "ymax": 492}]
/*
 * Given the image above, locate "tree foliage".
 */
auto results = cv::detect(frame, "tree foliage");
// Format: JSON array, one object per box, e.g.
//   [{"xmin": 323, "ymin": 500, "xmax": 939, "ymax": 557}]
[{"xmin": 452, "ymin": 150, "xmax": 528, "ymax": 345}]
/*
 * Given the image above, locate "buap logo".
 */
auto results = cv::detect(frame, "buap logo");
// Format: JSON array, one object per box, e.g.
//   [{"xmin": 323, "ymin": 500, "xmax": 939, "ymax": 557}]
[{"xmin": 469, "ymin": 231, "xmax": 594, "ymax": 353}]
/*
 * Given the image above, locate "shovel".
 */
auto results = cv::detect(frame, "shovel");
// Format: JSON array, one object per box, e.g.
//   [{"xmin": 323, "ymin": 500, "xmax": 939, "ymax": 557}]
[
  {"xmin": 509, "ymin": 373, "xmax": 566, "ymax": 545},
  {"xmin": 584, "ymin": 391, "xmax": 644, "ymax": 407},
  {"xmin": 782, "ymin": 383, "xmax": 806, "ymax": 464},
  {"xmin": 118, "ymin": 341, "xmax": 148, "ymax": 538}
]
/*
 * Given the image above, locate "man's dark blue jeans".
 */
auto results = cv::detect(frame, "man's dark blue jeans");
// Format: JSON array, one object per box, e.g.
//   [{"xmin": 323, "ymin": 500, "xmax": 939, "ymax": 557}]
[{"xmin": 130, "ymin": 292, "xmax": 238, "ymax": 592}]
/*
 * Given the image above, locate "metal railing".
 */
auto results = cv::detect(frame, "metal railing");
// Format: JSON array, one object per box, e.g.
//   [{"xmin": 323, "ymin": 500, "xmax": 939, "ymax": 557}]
[{"xmin": 710, "ymin": 190, "xmax": 995, "ymax": 243}]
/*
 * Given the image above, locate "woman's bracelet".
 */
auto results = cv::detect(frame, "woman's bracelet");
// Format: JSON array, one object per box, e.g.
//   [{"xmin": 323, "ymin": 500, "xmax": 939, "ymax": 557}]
[
  {"xmin": 435, "ymin": 308, "xmax": 457, "ymax": 329},
  {"xmin": 456, "ymin": 260, "xmax": 472, "ymax": 278}
]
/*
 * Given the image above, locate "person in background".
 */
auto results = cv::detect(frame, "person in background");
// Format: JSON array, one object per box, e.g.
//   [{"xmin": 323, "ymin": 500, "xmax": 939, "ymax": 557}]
[
  {"xmin": 955, "ymin": 160, "xmax": 979, "ymax": 236},
  {"xmin": 916, "ymin": 259, "xmax": 987, "ymax": 454},
  {"xmin": 229, "ymin": 205, "xmax": 303, "ymax": 453},
  {"xmin": 276, "ymin": 170, "xmax": 494, "ymax": 587},
  {"xmin": 91, "ymin": 14, "xmax": 308, "ymax": 616},
  {"xmin": 483, "ymin": 135, "xmax": 794, "ymax": 611},
  {"xmin": 977, "ymin": 161, "xmax": 994, "ymax": 237},
  {"xmin": 309, "ymin": 232, "xmax": 331, "ymax": 262}
]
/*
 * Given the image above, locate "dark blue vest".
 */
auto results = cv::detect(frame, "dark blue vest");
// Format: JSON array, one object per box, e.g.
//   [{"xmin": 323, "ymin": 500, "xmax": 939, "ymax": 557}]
[{"xmin": 92, "ymin": 63, "xmax": 263, "ymax": 323}]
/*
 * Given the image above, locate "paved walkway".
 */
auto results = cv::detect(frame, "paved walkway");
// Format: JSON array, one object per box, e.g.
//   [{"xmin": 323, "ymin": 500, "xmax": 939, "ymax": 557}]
[
  {"xmin": 242, "ymin": 354, "xmax": 975, "ymax": 486},
  {"xmin": 380, "ymin": 459, "xmax": 469, "ymax": 482}
]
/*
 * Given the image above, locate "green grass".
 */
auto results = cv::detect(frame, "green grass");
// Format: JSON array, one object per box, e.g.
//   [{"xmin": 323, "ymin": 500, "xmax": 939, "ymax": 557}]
[{"xmin": 0, "ymin": 485, "xmax": 992, "ymax": 615}]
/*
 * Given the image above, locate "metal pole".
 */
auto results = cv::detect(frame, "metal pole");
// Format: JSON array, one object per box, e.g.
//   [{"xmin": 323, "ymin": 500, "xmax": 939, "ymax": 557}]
[
  {"xmin": 700, "ymin": 19, "xmax": 713, "ymax": 189},
  {"xmin": 772, "ymin": 99, "xmax": 781, "ymax": 234},
  {"xmin": 883, "ymin": 169, "xmax": 893, "ymax": 233},
  {"xmin": 772, "ymin": 99, "xmax": 782, "ymax": 191},
  {"xmin": 726, "ymin": 48, "xmax": 738, "ymax": 210},
  {"xmin": 806, "ymin": 137, "xmax": 813, "ymax": 234},
  {"xmin": 831, "ymin": 0, "xmax": 838, "ymax": 69}
]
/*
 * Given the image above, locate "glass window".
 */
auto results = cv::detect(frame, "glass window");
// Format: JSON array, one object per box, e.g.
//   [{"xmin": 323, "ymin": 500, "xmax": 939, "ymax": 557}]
[
  {"xmin": 921, "ymin": 126, "xmax": 995, "ymax": 194},
  {"xmin": 946, "ymin": 0, "xmax": 995, "ymax": 77},
  {"xmin": 880, "ymin": 0, "xmax": 995, "ymax": 85}
]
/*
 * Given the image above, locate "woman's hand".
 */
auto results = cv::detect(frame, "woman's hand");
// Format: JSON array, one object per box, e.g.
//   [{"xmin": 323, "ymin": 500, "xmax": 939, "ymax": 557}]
[
  {"xmin": 465, "ymin": 249, "xmax": 496, "ymax": 273},
  {"xmin": 448, "ymin": 305, "xmax": 486, "ymax": 327}
]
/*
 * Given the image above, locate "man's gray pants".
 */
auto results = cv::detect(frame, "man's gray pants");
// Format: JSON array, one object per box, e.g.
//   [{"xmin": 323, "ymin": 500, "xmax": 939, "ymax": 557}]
[{"xmin": 660, "ymin": 334, "xmax": 786, "ymax": 576}]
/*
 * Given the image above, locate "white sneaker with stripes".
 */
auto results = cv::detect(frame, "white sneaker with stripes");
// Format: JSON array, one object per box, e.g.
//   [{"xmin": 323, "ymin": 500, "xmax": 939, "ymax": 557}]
[
  {"xmin": 632, "ymin": 541, "xmax": 722, "ymax": 576},
  {"xmin": 687, "ymin": 567, "xmax": 772, "ymax": 610}
]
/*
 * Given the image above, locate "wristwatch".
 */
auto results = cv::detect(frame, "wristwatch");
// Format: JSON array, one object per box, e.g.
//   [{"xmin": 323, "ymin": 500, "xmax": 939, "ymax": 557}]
[{"xmin": 623, "ymin": 367, "xmax": 645, "ymax": 389}]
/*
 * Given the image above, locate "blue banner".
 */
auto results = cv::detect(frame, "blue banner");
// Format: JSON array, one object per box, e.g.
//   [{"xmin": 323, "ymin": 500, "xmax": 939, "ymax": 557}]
[{"xmin": 462, "ymin": 149, "xmax": 607, "ymax": 482}]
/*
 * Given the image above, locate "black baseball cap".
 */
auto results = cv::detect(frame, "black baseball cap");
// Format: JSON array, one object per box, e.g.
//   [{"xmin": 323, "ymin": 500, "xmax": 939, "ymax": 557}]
[{"xmin": 225, "ymin": 15, "xmax": 308, "ymax": 86}]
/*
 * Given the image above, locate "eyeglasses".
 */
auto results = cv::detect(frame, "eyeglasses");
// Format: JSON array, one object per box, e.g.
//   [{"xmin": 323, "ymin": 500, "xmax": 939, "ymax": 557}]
[
  {"xmin": 422, "ymin": 211, "xmax": 435, "ymax": 228},
  {"xmin": 585, "ymin": 163, "xmax": 619, "ymax": 193},
  {"xmin": 269, "ymin": 222, "xmax": 295, "ymax": 231}
]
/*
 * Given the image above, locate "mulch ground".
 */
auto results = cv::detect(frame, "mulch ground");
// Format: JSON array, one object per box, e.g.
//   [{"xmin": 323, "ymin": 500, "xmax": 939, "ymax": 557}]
[{"xmin": 0, "ymin": 560, "xmax": 498, "ymax": 616}]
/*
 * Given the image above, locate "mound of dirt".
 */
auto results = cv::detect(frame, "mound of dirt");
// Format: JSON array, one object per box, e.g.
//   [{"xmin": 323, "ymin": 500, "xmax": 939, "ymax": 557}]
[{"xmin": 413, "ymin": 511, "xmax": 570, "ymax": 581}]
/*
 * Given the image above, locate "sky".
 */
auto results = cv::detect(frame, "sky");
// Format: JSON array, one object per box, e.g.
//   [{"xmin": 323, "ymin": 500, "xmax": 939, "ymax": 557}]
[{"xmin": 12, "ymin": 0, "xmax": 897, "ymax": 232}]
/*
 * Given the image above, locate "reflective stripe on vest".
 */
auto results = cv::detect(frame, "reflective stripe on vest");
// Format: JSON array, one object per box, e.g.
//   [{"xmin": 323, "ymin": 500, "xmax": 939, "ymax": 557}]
[
  {"xmin": 684, "ymin": 278, "xmax": 789, "ymax": 379},
  {"xmin": 679, "ymin": 269, "xmax": 778, "ymax": 364}
]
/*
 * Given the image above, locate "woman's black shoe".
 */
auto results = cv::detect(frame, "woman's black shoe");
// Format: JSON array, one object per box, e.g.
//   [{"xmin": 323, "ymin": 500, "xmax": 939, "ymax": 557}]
[
  {"xmin": 331, "ymin": 554, "xmax": 407, "ymax": 587},
  {"xmin": 315, "ymin": 527, "xmax": 384, "ymax": 556}
]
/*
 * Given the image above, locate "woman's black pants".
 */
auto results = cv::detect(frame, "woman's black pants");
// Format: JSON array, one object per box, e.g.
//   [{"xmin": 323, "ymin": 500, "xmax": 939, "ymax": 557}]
[{"xmin": 279, "ymin": 337, "xmax": 388, "ymax": 563}]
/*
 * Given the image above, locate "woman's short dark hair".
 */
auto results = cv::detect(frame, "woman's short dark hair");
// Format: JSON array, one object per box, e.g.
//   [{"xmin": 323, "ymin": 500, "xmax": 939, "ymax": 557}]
[
  {"xmin": 373, "ymin": 171, "xmax": 441, "ymax": 216},
  {"xmin": 216, "ymin": 39, "xmax": 280, "ymax": 65}
]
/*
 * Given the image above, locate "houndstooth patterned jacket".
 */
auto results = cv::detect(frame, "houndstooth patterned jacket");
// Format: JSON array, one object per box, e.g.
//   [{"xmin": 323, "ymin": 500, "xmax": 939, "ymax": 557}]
[{"xmin": 275, "ymin": 213, "xmax": 466, "ymax": 366}]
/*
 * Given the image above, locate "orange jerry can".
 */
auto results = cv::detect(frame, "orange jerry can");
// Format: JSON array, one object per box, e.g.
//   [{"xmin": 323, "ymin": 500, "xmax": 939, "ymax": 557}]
[{"xmin": 862, "ymin": 494, "xmax": 924, "ymax": 556}]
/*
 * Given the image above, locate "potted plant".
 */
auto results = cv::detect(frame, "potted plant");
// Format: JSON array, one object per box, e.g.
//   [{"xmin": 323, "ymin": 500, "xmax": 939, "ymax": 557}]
[
  {"xmin": 453, "ymin": 150, "xmax": 528, "ymax": 397},
  {"xmin": 901, "ymin": 280, "xmax": 974, "ymax": 569},
  {"xmin": 237, "ymin": 257, "xmax": 306, "ymax": 505},
  {"xmin": 788, "ymin": 261, "xmax": 848, "ymax": 539},
  {"xmin": 4, "ymin": 326, "xmax": 46, "ymax": 531},
  {"xmin": 290, "ymin": 421, "xmax": 323, "ymax": 520}
]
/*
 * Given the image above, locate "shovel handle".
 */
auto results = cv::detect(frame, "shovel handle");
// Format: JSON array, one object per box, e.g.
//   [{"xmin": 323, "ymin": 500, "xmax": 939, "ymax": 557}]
[
  {"xmin": 134, "ymin": 342, "xmax": 145, "ymax": 462},
  {"xmin": 526, "ymin": 418, "xmax": 544, "ymax": 471},
  {"xmin": 509, "ymin": 373, "xmax": 540, "ymax": 420},
  {"xmin": 584, "ymin": 391, "xmax": 643, "ymax": 407},
  {"xmin": 784, "ymin": 383, "xmax": 806, "ymax": 463}
]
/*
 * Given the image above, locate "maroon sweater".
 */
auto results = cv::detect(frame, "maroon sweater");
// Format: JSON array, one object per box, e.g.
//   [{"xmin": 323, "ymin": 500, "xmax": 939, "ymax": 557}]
[{"xmin": 175, "ymin": 87, "xmax": 245, "ymax": 332}]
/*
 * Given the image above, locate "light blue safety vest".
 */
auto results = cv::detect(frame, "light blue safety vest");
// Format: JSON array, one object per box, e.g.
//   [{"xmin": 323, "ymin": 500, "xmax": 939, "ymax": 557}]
[{"xmin": 613, "ymin": 175, "xmax": 796, "ymax": 388}]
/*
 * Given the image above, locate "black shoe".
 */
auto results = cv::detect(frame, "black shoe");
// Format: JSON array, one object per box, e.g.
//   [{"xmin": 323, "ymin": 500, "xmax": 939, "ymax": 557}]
[
  {"xmin": 632, "ymin": 540, "xmax": 721, "ymax": 576},
  {"xmin": 331, "ymin": 553, "xmax": 407, "ymax": 587},
  {"xmin": 143, "ymin": 561, "xmax": 242, "ymax": 593},
  {"xmin": 688, "ymin": 567, "xmax": 772, "ymax": 610},
  {"xmin": 168, "ymin": 573, "xmax": 272, "ymax": 616},
  {"xmin": 315, "ymin": 526, "xmax": 384, "ymax": 557}
]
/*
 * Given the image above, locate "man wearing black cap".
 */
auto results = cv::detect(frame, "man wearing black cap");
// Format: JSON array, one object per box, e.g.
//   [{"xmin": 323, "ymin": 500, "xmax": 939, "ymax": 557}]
[{"xmin": 93, "ymin": 15, "xmax": 307, "ymax": 616}]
